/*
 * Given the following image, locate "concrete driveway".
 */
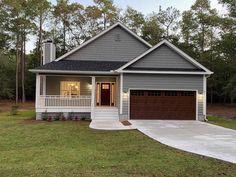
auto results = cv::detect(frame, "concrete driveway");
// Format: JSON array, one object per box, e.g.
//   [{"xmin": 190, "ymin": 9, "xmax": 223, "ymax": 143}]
[{"xmin": 130, "ymin": 120, "xmax": 236, "ymax": 164}]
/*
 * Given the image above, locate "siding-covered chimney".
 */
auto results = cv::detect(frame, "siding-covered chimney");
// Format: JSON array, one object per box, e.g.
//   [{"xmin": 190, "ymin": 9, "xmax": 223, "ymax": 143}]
[{"xmin": 42, "ymin": 39, "xmax": 56, "ymax": 65}]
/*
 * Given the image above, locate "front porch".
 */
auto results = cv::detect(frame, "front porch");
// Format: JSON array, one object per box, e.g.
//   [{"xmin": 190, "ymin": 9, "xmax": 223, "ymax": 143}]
[{"xmin": 35, "ymin": 75, "xmax": 120, "ymax": 120}]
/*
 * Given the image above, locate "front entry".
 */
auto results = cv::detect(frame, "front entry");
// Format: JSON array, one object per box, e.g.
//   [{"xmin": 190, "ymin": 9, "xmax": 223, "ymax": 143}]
[
  {"xmin": 101, "ymin": 83, "xmax": 111, "ymax": 106},
  {"xmin": 96, "ymin": 82, "xmax": 115, "ymax": 106}
]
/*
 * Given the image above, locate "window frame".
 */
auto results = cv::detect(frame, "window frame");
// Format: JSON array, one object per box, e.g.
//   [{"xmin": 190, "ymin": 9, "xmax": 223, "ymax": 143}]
[{"xmin": 60, "ymin": 81, "xmax": 80, "ymax": 97}]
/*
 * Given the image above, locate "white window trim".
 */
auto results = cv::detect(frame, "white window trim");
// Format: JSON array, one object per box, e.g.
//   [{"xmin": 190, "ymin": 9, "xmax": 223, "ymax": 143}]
[{"xmin": 60, "ymin": 81, "xmax": 81, "ymax": 96}]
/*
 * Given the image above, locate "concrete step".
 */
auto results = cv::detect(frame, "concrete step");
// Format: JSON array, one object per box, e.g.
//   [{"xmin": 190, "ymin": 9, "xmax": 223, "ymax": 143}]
[{"xmin": 94, "ymin": 107, "xmax": 119, "ymax": 120}]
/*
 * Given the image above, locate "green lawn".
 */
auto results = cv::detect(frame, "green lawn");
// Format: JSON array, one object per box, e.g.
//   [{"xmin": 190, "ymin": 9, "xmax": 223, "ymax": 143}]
[
  {"xmin": 0, "ymin": 110, "xmax": 236, "ymax": 177},
  {"xmin": 207, "ymin": 116, "xmax": 236, "ymax": 130}
]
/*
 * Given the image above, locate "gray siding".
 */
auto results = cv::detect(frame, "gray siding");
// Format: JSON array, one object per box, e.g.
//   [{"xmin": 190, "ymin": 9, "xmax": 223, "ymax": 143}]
[
  {"xmin": 122, "ymin": 74, "xmax": 204, "ymax": 120},
  {"xmin": 46, "ymin": 76, "xmax": 91, "ymax": 95},
  {"xmin": 129, "ymin": 44, "xmax": 197, "ymax": 69},
  {"xmin": 64, "ymin": 26, "xmax": 149, "ymax": 62}
]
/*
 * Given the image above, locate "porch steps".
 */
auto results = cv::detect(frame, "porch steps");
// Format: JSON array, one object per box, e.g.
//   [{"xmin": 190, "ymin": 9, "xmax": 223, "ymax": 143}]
[{"xmin": 93, "ymin": 107, "xmax": 119, "ymax": 120}]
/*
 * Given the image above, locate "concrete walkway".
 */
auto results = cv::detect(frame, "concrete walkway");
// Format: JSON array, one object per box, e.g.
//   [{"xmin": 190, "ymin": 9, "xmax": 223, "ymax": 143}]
[
  {"xmin": 130, "ymin": 120, "xmax": 236, "ymax": 164},
  {"xmin": 89, "ymin": 120, "xmax": 134, "ymax": 130}
]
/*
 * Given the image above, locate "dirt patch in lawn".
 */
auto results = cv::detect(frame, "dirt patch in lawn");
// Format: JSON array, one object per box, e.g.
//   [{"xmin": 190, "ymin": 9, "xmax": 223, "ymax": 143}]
[
  {"xmin": 21, "ymin": 119, "xmax": 44, "ymax": 124},
  {"xmin": 207, "ymin": 104, "xmax": 236, "ymax": 119},
  {"xmin": 0, "ymin": 100, "xmax": 34, "ymax": 112}
]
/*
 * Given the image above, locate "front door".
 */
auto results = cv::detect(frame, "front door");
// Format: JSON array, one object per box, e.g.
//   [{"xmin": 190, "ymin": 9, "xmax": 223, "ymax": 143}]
[{"xmin": 101, "ymin": 83, "xmax": 111, "ymax": 106}]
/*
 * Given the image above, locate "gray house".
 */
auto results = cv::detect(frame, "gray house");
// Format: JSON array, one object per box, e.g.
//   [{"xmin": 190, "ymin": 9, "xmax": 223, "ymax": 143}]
[{"xmin": 30, "ymin": 22, "xmax": 212, "ymax": 121}]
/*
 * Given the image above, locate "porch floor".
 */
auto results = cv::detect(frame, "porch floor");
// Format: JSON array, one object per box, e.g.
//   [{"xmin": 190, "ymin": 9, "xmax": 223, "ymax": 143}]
[{"xmin": 89, "ymin": 120, "xmax": 134, "ymax": 130}]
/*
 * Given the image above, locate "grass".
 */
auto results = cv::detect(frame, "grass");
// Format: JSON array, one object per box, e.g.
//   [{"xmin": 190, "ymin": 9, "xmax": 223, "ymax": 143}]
[
  {"xmin": 207, "ymin": 116, "xmax": 236, "ymax": 130},
  {"xmin": 0, "ymin": 110, "xmax": 236, "ymax": 177}
]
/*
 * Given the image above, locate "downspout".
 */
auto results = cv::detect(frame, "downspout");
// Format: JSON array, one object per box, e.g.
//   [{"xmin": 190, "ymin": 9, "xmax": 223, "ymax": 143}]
[{"xmin": 204, "ymin": 75, "xmax": 211, "ymax": 122}]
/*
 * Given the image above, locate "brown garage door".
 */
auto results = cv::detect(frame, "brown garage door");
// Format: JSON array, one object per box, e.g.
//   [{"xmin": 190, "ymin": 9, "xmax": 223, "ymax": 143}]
[{"xmin": 130, "ymin": 90, "xmax": 196, "ymax": 120}]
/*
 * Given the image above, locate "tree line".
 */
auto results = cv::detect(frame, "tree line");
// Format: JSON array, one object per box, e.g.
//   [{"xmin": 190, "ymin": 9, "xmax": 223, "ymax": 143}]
[{"xmin": 0, "ymin": 0, "xmax": 235, "ymax": 104}]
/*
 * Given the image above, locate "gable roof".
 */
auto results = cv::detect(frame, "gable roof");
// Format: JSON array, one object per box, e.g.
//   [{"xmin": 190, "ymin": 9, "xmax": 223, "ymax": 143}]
[
  {"xmin": 55, "ymin": 22, "xmax": 152, "ymax": 62},
  {"xmin": 30, "ymin": 60, "xmax": 127, "ymax": 74},
  {"xmin": 117, "ymin": 40, "xmax": 213, "ymax": 75}
]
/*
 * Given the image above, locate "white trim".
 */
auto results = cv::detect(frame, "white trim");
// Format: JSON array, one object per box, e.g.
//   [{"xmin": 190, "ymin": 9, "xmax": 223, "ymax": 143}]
[
  {"xmin": 55, "ymin": 22, "xmax": 152, "ymax": 62},
  {"xmin": 29, "ymin": 69, "xmax": 116, "ymax": 75},
  {"xmin": 203, "ymin": 75, "xmax": 207, "ymax": 118},
  {"xmin": 42, "ymin": 75, "xmax": 46, "ymax": 95},
  {"xmin": 119, "ymin": 70, "xmax": 211, "ymax": 75},
  {"xmin": 117, "ymin": 40, "xmax": 213, "ymax": 74},
  {"xmin": 196, "ymin": 90, "xmax": 198, "ymax": 120},
  {"xmin": 120, "ymin": 73, "xmax": 123, "ymax": 114},
  {"xmin": 127, "ymin": 88, "xmax": 198, "ymax": 120},
  {"xmin": 91, "ymin": 76, "xmax": 96, "ymax": 120},
  {"xmin": 35, "ymin": 74, "xmax": 41, "ymax": 109}
]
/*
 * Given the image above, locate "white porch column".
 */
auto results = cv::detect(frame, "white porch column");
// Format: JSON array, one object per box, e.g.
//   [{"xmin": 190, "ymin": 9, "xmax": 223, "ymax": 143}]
[
  {"xmin": 35, "ymin": 74, "xmax": 41, "ymax": 109},
  {"xmin": 42, "ymin": 75, "xmax": 46, "ymax": 95},
  {"xmin": 91, "ymin": 76, "xmax": 96, "ymax": 119},
  {"xmin": 120, "ymin": 73, "xmax": 123, "ymax": 115}
]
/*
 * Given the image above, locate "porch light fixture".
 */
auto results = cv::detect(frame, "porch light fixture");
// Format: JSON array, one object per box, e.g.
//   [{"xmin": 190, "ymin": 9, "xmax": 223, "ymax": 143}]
[{"xmin": 88, "ymin": 84, "xmax": 92, "ymax": 90}]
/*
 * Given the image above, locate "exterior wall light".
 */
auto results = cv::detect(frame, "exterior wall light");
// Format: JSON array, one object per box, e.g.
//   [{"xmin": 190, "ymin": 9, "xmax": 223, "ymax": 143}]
[
  {"xmin": 123, "ymin": 91, "xmax": 128, "ymax": 99},
  {"xmin": 198, "ymin": 93, "xmax": 204, "ymax": 101}
]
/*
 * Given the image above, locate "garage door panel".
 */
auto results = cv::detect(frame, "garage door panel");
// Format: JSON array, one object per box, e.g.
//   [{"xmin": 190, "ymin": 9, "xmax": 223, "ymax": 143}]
[{"xmin": 130, "ymin": 90, "xmax": 196, "ymax": 120}]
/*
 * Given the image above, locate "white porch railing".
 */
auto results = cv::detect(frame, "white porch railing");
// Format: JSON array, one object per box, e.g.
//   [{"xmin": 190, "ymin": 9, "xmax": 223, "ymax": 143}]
[{"xmin": 39, "ymin": 95, "xmax": 91, "ymax": 107}]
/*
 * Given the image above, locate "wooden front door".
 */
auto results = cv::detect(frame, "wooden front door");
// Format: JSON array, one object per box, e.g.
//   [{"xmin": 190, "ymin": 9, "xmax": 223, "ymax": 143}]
[{"xmin": 101, "ymin": 83, "xmax": 111, "ymax": 106}]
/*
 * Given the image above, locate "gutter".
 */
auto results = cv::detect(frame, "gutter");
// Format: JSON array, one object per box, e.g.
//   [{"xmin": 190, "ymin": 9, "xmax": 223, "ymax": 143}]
[{"xmin": 29, "ymin": 69, "xmax": 117, "ymax": 75}]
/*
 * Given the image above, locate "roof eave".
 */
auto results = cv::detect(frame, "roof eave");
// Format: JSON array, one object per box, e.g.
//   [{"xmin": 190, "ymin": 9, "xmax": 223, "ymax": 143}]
[
  {"xmin": 29, "ymin": 69, "xmax": 117, "ymax": 75},
  {"xmin": 116, "ymin": 70, "xmax": 213, "ymax": 75}
]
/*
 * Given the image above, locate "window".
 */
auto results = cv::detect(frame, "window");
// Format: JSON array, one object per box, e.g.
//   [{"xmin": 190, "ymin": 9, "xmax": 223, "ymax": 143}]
[
  {"xmin": 181, "ymin": 91, "xmax": 194, "ymax": 96},
  {"xmin": 102, "ymin": 84, "xmax": 110, "ymax": 89},
  {"xmin": 165, "ymin": 91, "xmax": 177, "ymax": 96},
  {"xmin": 60, "ymin": 81, "xmax": 80, "ymax": 96},
  {"xmin": 131, "ymin": 91, "xmax": 144, "ymax": 96},
  {"xmin": 148, "ymin": 91, "xmax": 161, "ymax": 96}
]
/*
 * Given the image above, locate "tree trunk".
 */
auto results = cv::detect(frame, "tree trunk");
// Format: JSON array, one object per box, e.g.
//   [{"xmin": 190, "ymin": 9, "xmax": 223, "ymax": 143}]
[
  {"xmin": 15, "ymin": 35, "xmax": 19, "ymax": 104},
  {"xmin": 22, "ymin": 32, "xmax": 26, "ymax": 103},
  {"xmin": 104, "ymin": 13, "xmax": 107, "ymax": 29},
  {"xmin": 38, "ymin": 14, "xmax": 43, "ymax": 66},
  {"xmin": 210, "ymin": 87, "xmax": 213, "ymax": 104},
  {"xmin": 63, "ymin": 23, "xmax": 66, "ymax": 54}
]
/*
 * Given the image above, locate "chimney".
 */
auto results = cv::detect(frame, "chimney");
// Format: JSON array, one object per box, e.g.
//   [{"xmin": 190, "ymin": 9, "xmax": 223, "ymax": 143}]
[{"xmin": 42, "ymin": 39, "xmax": 56, "ymax": 65}]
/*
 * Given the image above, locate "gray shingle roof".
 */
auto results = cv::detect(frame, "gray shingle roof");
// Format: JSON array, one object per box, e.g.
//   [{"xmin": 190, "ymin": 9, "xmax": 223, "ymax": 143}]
[{"xmin": 34, "ymin": 60, "xmax": 127, "ymax": 72}]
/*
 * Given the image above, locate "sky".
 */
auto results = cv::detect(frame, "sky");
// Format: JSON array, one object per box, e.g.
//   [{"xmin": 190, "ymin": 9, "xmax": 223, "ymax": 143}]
[{"xmin": 26, "ymin": 0, "xmax": 226, "ymax": 53}]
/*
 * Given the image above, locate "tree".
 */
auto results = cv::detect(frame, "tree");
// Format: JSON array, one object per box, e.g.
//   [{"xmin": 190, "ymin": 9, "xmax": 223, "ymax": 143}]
[
  {"xmin": 33, "ymin": 0, "xmax": 51, "ymax": 65},
  {"xmin": 142, "ymin": 13, "xmax": 164, "ymax": 45},
  {"xmin": 1, "ymin": 0, "xmax": 36, "ymax": 103},
  {"xmin": 121, "ymin": 6, "xmax": 145, "ymax": 34},
  {"xmin": 218, "ymin": 0, "xmax": 236, "ymax": 103},
  {"xmin": 53, "ymin": 0, "xmax": 84, "ymax": 55},
  {"xmin": 93, "ymin": 0, "xmax": 119, "ymax": 29},
  {"xmin": 157, "ymin": 6, "xmax": 180, "ymax": 40}
]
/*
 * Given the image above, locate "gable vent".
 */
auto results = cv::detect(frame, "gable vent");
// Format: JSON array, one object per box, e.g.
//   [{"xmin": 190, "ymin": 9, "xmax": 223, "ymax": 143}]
[{"xmin": 114, "ymin": 33, "xmax": 121, "ymax": 42}]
